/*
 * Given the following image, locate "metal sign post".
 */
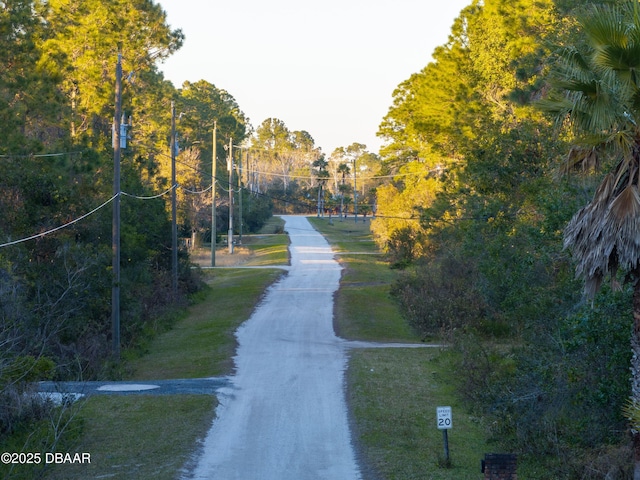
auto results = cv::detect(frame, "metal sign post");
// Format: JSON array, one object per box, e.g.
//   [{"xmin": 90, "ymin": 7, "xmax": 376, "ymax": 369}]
[{"xmin": 437, "ymin": 406, "xmax": 452, "ymax": 464}]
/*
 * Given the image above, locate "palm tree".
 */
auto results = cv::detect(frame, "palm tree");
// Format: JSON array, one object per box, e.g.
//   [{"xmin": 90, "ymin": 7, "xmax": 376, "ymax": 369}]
[
  {"xmin": 542, "ymin": 2, "xmax": 640, "ymax": 474},
  {"xmin": 337, "ymin": 163, "xmax": 351, "ymax": 220}
]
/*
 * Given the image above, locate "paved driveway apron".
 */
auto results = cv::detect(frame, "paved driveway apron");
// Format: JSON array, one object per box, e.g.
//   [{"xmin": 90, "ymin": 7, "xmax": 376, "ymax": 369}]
[{"xmin": 187, "ymin": 215, "xmax": 362, "ymax": 480}]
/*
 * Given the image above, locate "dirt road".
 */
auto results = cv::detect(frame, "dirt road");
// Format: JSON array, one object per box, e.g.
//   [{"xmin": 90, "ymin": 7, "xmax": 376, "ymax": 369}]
[{"xmin": 185, "ymin": 215, "xmax": 362, "ymax": 480}]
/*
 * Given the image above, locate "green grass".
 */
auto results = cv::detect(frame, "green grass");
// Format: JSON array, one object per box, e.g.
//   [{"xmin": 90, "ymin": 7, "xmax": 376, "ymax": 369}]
[
  {"xmin": 336, "ymin": 283, "xmax": 415, "ymax": 341},
  {"xmin": 308, "ymin": 217, "xmax": 416, "ymax": 342},
  {"xmin": 309, "ymin": 216, "xmax": 491, "ymax": 479},
  {"xmin": 44, "ymin": 395, "xmax": 215, "ymax": 480},
  {"xmin": 308, "ymin": 216, "xmax": 378, "ymax": 254},
  {"xmin": 193, "ymin": 232, "xmax": 289, "ymax": 268},
  {"xmin": 127, "ymin": 268, "xmax": 285, "ymax": 379},
  {"xmin": 257, "ymin": 215, "xmax": 286, "ymax": 234},
  {"xmin": 40, "ymin": 258, "xmax": 286, "ymax": 479},
  {"xmin": 242, "ymin": 215, "xmax": 288, "ymax": 265},
  {"xmin": 242, "ymin": 233, "xmax": 289, "ymax": 266},
  {"xmin": 348, "ymin": 349, "xmax": 491, "ymax": 480}
]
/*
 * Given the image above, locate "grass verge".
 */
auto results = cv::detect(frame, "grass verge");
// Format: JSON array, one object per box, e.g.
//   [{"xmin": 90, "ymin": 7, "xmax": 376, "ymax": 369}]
[
  {"xmin": 348, "ymin": 349, "xmax": 490, "ymax": 480},
  {"xmin": 309, "ymin": 216, "xmax": 491, "ymax": 479},
  {"xmin": 190, "ymin": 234, "xmax": 289, "ymax": 268},
  {"xmin": 44, "ymin": 395, "xmax": 215, "ymax": 480},
  {"xmin": 127, "ymin": 268, "xmax": 284, "ymax": 379},
  {"xmin": 190, "ymin": 216, "xmax": 289, "ymax": 268},
  {"xmin": 308, "ymin": 217, "xmax": 414, "ymax": 342}
]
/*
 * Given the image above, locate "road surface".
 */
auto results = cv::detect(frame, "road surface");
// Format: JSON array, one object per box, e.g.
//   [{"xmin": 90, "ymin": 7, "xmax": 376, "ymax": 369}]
[{"xmin": 185, "ymin": 215, "xmax": 362, "ymax": 480}]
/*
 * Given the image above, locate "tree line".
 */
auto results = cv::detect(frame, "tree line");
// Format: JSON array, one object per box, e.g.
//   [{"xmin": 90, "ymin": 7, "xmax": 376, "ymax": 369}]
[{"xmin": 370, "ymin": 0, "xmax": 640, "ymax": 477}]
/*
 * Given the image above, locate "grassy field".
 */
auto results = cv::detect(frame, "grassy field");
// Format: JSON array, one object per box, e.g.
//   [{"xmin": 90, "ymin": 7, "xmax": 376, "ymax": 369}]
[{"xmin": 39, "ymin": 215, "xmax": 491, "ymax": 480}]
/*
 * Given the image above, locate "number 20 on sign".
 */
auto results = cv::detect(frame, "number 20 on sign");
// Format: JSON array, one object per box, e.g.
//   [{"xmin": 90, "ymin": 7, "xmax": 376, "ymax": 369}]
[{"xmin": 437, "ymin": 406, "xmax": 452, "ymax": 430}]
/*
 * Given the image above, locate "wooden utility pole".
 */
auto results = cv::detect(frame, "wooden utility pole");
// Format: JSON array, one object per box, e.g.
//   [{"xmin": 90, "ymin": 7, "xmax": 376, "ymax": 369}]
[
  {"xmin": 238, "ymin": 148, "xmax": 243, "ymax": 245},
  {"xmin": 112, "ymin": 53, "xmax": 122, "ymax": 360},
  {"xmin": 170, "ymin": 102, "xmax": 178, "ymax": 297},
  {"xmin": 353, "ymin": 158, "xmax": 358, "ymax": 223},
  {"xmin": 227, "ymin": 137, "xmax": 233, "ymax": 254},
  {"xmin": 211, "ymin": 122, "xmax": 217, "ymax": 267}
]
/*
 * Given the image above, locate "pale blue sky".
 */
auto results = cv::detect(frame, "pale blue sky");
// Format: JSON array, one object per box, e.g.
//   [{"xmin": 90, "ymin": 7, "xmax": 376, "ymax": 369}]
[{"xmin": 157, "ymin": 0, "xmax": 471, "ymax": 154}]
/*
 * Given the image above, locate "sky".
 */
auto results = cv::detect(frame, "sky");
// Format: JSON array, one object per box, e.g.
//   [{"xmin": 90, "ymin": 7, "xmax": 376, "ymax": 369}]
[{"xmin": 156, "ymin": 0, "xmax": 471, "ymax": 155}]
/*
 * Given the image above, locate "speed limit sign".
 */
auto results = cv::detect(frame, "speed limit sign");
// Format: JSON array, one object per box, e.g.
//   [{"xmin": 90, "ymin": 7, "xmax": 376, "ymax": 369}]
[{"xmin": 437, "ymin": 406, "xmax": 452, "ymax": 430}]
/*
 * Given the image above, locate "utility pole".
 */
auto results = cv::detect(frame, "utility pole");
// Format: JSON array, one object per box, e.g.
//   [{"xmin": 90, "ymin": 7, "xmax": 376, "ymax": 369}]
[
  {"xmin": 112, "ymin": 53, "xmax": 122, "ymax": 360},
  {"xmin": 340, "ymin": 169, "xmax": 345, "ymax": 222},
  {"xmin": 227, "ymin": 137, "xmax": 234, "ymax": 254},
  {"xmin": 238, "ymin": 148, "xmax": 243, "ymax": 245},
  {"xmin": 353, "ymin": 158, "xmax": 358, "ymax": 223},
  {"xmin": 247, "ymin": 150, "xmax": 253, "ymax": 194},
  {"xmin": 211, "ymin": 122, "xmax": 217, "ymax": 267},
  {"xmin": 170, "ymin": 102, "xmax": 178, "ymax": 297}
]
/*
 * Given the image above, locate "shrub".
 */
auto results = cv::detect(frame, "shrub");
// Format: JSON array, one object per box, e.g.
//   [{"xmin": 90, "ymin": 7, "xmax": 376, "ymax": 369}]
[
  {"xmin": 385, "ymin": 226, "xmax": 425, "ymax": 268},
  {"xmin": 391, "ymin": 254, "xmax": 487, "ymax": 338}
]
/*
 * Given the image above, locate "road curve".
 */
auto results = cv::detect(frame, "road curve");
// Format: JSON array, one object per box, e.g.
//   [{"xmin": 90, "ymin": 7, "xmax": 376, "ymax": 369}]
[{"xmin": 185, "ymin": 215, "xmax": 362, "ymax": 480}]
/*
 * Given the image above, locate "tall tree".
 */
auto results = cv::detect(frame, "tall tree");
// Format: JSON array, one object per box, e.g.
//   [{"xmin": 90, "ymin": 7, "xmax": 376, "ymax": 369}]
[
  {"xmin": 0, "ymin": 0, "xmax": 67, "ymax": 153},
  {"xmin": 252, "ymin": 118, "xmax": 321, "ymax": 193},
  {"xmin": 156, "ymin": 80, "xmax": 249, "ymax": 243},
  {"xmin": 374, "ymin": 4, "xmax": 477, "ymax": 249},
  {"xmin": 312, "ymin": 155, "xmax": 329, "ymax": 216},
  {"xmin": 38, "ymin": 0, "xmax": 183, "ymax": 145},
  {"xmin": 253, "ymin": 118, "xmax": 294, "ymax": 190},
  {"xmin": 178, "ymin": 79, "xmax": 248, "ymax": 158}
]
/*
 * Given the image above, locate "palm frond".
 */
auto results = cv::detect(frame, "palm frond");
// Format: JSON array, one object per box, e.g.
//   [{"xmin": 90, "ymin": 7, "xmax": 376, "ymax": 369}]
[
  {"xmin": 623, "ymin": 399, "xmax": 640, "ymax": 433},
  {"xmin": 564, "ymin": 174, "xmax": 618, "ymax": 295},
  {"xmin": 560, "ymin": 145, "xmax": 601, "ymax": 174},
  {"xmin": 610, "ymin": 184, "xmax": 640, "ymax": 222},
  {"xmin": 552, "ymin": 48, "xmax": 599, "ymax": 100},
  {"xmin": 580, "ymin": 4, "xmax": 628, "ymax": 51},
  {"xmin": 594, "ymin": 172, "xmax": 616, "ymax": 205},
  {"xmin": 552, "ymin": 1, "xmax": 640, "ymax": 298},
  {"xmin": 606, "ymin": 129, "xmax": 636, "ymax": 158},
  {"xmin": 565, "ymin": 180, "xmax": 640, "ymax": 298}
]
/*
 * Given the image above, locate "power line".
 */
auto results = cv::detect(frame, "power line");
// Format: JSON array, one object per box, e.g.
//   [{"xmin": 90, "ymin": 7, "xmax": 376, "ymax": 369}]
[
  {"xmin": 0, "ymin": 184, "xmax": 178, "ymax": 249},
  {"xmin": 121, "ymin": 185, "xmax": 175, "ymax": 200},
  {"xmin": 216, "ymin": 183, "xmax": 241, "ymax": 194},
  {"xmin": 153, "ymin": 143, "xmax": 425, "ymax": 182},
  {"xmin": 0, "ymin": 154, "xmax": 413, "ymax": 250},
  {"xmin": 120, "ymin": 184, "xmax": 174, "ymax": 200},
  {"xmin": 180, "ymin": 184, "xmax": 212, "ymax": 195},
  {"xmin": 0, "ymin": 151, "xmax": 84, "ymax": 159},
  {"xmin": 0, "ymin": 194, "xmax": 118, "ymax": 248}
]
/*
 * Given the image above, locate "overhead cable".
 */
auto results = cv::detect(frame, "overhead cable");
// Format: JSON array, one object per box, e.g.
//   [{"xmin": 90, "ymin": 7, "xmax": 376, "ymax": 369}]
[
  {"xmin": 0, "ymin": 151, "xmax": 83, "ymax": 159},
  {"xmin": 121, "ymin": 185, "xmax": 175, "ymax": 200},
  {"xmin": 0, "ymin": 184, "xmax": 176, "ymax": 249},
  {"xmin": 0, "ymin": 194, "xmax": 118, "ymax": 248},
  {"xmin": 180, "ymin": 184, "xmax": 212, "ymax": 195}
]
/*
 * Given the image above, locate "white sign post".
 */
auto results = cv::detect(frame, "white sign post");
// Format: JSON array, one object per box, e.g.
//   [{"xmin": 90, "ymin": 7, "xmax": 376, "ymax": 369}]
[{"xmin": 436, "ymin": 406, "xmax": 452, "ymax": 464}]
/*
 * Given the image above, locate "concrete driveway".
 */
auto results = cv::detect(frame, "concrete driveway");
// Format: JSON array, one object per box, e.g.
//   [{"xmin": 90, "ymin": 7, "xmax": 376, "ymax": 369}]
[{"xmin": 185, "ymin": 215, "xmax": 362, "ymax": 480}]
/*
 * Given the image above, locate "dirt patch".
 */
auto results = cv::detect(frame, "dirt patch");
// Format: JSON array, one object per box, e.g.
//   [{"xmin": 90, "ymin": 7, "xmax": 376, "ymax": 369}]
[{"xmin": 190, "ymin": 246, "xmax": 253, "ymax": 267}]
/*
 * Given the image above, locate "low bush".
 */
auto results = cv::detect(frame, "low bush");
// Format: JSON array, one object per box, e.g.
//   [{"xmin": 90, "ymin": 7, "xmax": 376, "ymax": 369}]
[{"xmin": 390, "ymin": 254, "xmax": 487, "ymax": 338}]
